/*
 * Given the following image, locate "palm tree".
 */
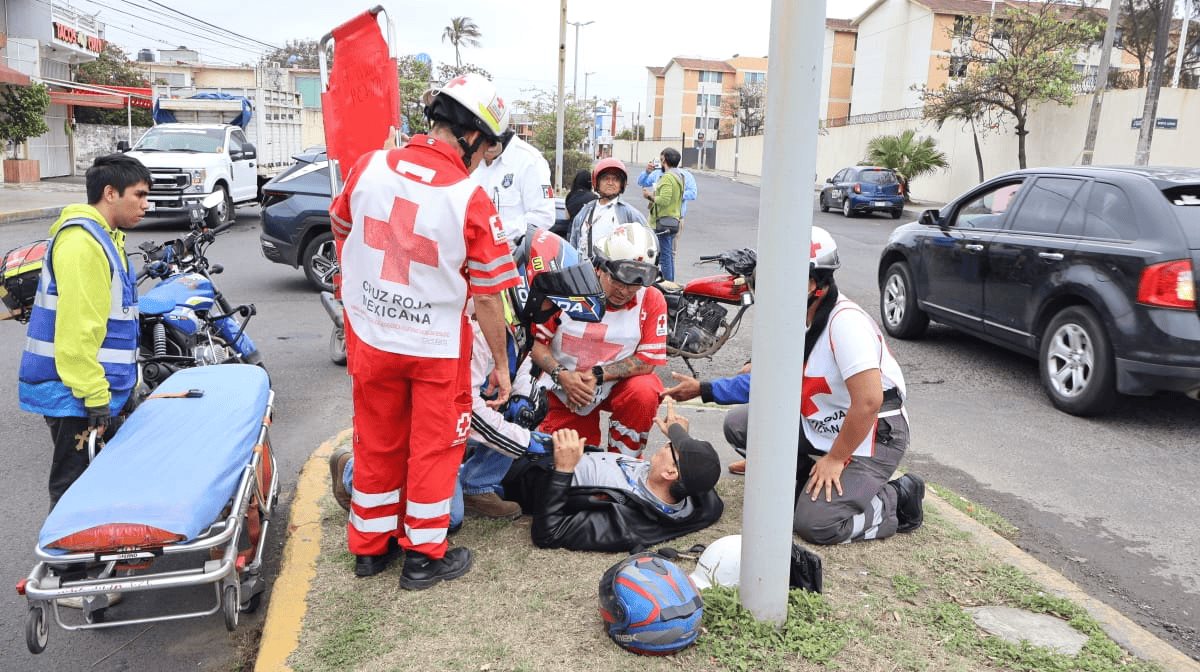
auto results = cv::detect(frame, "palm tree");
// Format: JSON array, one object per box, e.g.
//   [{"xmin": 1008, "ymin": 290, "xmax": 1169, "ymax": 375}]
[
  {"xmin": 442, "ymin": 17, "xmax": 482, "ymax": 68},
  {"xmin": 864, "ymin": 129, "xmax": 948, "ymax": 202}
]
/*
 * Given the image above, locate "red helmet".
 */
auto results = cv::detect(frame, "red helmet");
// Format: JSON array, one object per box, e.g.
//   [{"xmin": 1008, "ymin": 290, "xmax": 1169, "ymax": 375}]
[{"xmin": 592, "ymin": 157, "xmax": 628, "ymax": 191}]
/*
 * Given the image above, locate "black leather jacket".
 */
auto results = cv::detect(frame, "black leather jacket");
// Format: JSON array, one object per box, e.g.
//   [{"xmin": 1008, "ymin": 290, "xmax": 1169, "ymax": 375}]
[{"xmin": 503, "ymin": 458, "xmax": 724, "ymax": 553}]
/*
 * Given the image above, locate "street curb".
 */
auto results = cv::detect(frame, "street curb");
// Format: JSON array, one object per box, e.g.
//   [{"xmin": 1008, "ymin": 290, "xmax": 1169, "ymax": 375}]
[
  {"xmin": 0, "ymin": 206, "xmax": 64, "ymax": 227},
  {"xmin": 926, "ymin": 494, "xmax": 1200, "ymax": 671},
  {"xmin": 254, "ymin": 428, "xmax": 352, "ymax": 672}
]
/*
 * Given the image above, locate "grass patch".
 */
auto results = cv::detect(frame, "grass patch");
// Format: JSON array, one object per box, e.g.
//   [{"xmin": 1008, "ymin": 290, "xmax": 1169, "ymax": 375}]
[
  {"xmin": 282, "ymin": 472, "xmax": 1161, "ymax": 672},
  {"xmin": 928, "ymin": 481, "xmax": 1020, "ymax": 539}
]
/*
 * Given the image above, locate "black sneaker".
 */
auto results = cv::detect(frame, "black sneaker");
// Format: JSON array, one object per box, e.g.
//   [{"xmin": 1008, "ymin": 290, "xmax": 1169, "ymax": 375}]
[
  {"xmin": 892, "ymin": 474, "xmax": 926, "ymax": 533},
  {"xmin": 355, "ymin": 537, "xmax": 400, "ymax": 577},
  {"xmin": 399, "ymin": 547, "xmax": 473, "ymax": 590}
]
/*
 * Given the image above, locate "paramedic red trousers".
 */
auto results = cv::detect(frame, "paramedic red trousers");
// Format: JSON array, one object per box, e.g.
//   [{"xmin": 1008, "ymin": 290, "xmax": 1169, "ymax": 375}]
[
  {"xmin": 347, "ymin": 323, "xmax": 472, "ymax": 559},
  {"xmin": 541, "ymin": 373, "xmax": 663, "ymax": 457}
]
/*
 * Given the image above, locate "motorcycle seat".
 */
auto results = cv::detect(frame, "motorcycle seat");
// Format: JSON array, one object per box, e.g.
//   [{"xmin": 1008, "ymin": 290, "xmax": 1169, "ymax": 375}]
[{"xmin": 138, "ymin": 293, "xmax": 176, "ymax": 316}]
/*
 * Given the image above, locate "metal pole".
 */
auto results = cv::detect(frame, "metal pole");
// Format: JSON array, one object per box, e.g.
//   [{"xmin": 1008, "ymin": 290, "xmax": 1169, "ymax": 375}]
[
  {"xmin": 567, "ymin": 20, "xmax": 593, "ymax": 99},
  {"xmin": 1081, "ymin": 0, "xmax": 1120, "ymax": 165},
  {"xmin": 555, "ymin": 1, "xmax": 568, "ymax": 191},
  {"xmin": 734, "ymin": 117, "xmax": 740, "ymax": 178},
  {"xmin": 739, "ymin": 0, "xmax": 824, "ymax": 623},
  {"xmin": 1173, "ymin": 0, "xmax": 1191, "ymax": 88},
  {"xmin": 1135, "ymin": 1, "xmax": 1174, "ymax": 165},
  {"xmin": 127, "ymin": 96, "xmax": 133, "ymax": 143}
]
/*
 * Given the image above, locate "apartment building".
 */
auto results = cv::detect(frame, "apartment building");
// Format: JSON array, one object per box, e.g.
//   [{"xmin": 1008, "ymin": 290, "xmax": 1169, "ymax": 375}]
[{"xmin": 849, "ymin": 0, "xmax": 1142, "ymax": 116}]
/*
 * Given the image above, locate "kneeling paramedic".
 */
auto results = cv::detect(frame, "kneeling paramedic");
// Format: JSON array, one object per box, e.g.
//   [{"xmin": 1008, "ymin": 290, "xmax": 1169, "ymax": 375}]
[
  {"xmin": 18, "ymin": 154, "xmax": 151, "ymax": 510},
  {"xmin": 662, "ymin": 226, "xmax": 926, "ymax": 544},
  {"xmin": 331, "ymin": 74, "xmax": 519, "ymax": 590}
]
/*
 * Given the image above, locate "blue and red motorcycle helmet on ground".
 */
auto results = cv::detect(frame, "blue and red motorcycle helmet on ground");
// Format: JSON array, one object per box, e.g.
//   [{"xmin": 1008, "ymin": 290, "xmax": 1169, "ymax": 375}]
[{"xmin": 598, "ymin": 552, "xmax": 704, "ymax": 655}]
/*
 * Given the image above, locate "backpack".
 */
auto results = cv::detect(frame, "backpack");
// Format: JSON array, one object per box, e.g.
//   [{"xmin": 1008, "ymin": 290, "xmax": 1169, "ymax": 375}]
[{"xmin": 598, "ymin": 552, "xmax": 703, "ymax": 655}]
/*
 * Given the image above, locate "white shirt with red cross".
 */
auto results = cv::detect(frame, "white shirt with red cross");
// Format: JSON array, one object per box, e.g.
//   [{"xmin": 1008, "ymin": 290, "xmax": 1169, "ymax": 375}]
[
  {"xmin": 535, "ymin": 286, "xmax": 668, "ymax": 415},
  {"xmin": 802, "ymin": 296, "xmax": 907, "ymax": 457},
  {"xmin": 333, "ymin": 142, "xmax": 518, "ymax": 358}
]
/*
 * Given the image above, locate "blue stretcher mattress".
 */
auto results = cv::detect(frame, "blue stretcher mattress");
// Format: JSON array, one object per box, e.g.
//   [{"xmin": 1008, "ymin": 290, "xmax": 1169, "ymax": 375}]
[{"xmin": 39, "ymin": 364, "xmax": 271, "ymax": 553}]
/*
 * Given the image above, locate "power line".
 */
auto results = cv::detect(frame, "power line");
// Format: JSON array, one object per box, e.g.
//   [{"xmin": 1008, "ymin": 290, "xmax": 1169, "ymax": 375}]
[
  {"xmin": 79, "ymin": 0, "xmax": 268, "ymax": 56},
  {"xmin": 135, "ymin": 0, "xmax": 283, "ymax": 51},
  {"xmin": 111, "ymin": 0, "xmax": 282, "ymax": 53}
]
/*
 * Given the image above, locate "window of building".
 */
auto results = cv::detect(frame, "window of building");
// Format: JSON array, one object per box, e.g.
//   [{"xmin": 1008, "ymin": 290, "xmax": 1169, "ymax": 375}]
[
  {"xmin": 693, "ymin": 116, "xmax": 720, "ymax": 130},
  {"xmin": 1112, "ymin": 28, "xmax": 1124, "ymax": 49},
  {"xmin": 153, "ymin": 71, "xmax": 187, "ymax": 87},
  {"xmin": 949, "ymin": 57, "xmax": 968, "ymax": 78},
  {"xmin": 992, "ymin": 18, "xmax": 1012, "ymax": 41},
  {"xmin": 698, "ymin": 71, "xmax": 724, "ymax": 83},
  {"xmin": 953, "ymin": 15, "xmax": 974, "ymax": 38},
  {"xmin": 695, "ymin": 93, "xmax": 721, "ymax": 109},
  {"xmin": 744, "ymin": 71, "xmax": 765, "ymax": 84}
]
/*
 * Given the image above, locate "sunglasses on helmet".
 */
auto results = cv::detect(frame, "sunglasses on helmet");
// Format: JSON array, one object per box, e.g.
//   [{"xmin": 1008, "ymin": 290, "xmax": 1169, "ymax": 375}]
[{"xmin": 603, "ymin": 259, "xmax": 659, "ymax": 287}]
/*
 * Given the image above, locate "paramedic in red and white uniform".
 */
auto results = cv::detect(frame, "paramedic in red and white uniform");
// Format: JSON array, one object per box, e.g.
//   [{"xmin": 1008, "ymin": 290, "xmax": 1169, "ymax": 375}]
[
  {"xmin": 329, "ymin": 74, "xmax": 519, "ymax": 591},
  {"xmin": 531, "ymin": 225, "xmax": 667, "ymax": 457}
]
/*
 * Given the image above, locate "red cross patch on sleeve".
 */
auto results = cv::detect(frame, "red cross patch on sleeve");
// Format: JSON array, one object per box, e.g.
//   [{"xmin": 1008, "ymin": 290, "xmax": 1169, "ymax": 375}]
[
  {"xmin": 542, "ymin": 185, "xmax": 553, "ymax": 199},
  {"xmin": 489, "ymin": 214, "xmax": 506, "ymax": 243}
]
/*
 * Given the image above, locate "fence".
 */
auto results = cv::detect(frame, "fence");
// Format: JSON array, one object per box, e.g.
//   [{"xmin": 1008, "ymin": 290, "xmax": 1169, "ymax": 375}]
[{"xmin": 821, "ymin": 107, "xmax": 925, "ymax": 129}]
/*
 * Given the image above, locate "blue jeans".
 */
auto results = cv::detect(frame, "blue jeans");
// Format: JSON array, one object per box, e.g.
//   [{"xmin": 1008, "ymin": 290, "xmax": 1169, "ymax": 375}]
[
  {"xmin": 459, "ymin": 440, "xmax": 515, "ymax": 497},
  {"xmin": 657, "ymin": 231, "xmax": 676, "ymax": 281},
  {"xmin": 343, "ymin": 456, "xmax": 464, "ymax": 529}
]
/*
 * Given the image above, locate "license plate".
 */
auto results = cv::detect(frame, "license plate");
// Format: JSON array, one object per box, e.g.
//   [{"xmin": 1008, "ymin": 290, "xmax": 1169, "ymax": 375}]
[
  {"xmin": 145, "ymin": 202, "xmax": 156, "ymax": 211},
  {"xmin": 874, "ymin": 201, "xmax": 887, "ymax": 208}
]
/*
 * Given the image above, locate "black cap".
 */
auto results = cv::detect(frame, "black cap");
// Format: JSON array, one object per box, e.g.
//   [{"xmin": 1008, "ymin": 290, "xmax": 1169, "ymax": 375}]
[{"xmin": 667, "ymin": 424, "xmax": 721, "ymax": 498}]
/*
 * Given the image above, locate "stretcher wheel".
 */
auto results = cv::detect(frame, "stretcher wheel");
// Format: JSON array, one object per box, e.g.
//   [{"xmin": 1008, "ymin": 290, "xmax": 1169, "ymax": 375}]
[
  {"xmin": 240, "ymin": 591, "xmax": 261, "ymax": 614},
  {"xmin": 26, "ymin": 604, "xmax": 48, "ymax": 654},
  {"xmin": 223, "ymin": 585, "xmax": 239, "ymax": 631},
  {"xmin": 329, "ymin": 327, "xmax": 347, "ymax": 366},
  {"xmin": 84, "ymin": 607, "xmax": 106, "ymax": 624}
]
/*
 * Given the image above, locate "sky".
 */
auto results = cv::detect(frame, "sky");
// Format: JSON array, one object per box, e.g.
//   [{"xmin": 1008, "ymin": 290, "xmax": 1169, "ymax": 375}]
[{"xmin": 67, "ymin": 0, "xmax": 874, "ymax": 129}]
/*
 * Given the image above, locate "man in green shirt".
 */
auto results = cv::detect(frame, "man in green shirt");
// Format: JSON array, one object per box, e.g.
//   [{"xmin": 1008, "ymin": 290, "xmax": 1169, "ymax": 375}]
[{"xmin": 641, "ymin": 147, "xmax": 684, "ymax": 280}]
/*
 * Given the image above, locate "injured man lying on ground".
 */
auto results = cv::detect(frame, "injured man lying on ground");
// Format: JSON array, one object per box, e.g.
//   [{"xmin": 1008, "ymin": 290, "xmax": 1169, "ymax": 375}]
[{"xmin": 502, "ymin": 400, "xmax": 724, "ymax": 552}]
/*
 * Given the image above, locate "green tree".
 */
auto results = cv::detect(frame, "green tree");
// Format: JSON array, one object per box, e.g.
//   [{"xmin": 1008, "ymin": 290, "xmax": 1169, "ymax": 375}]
[
  {"xmin": 74, "ymin": 44, "xmax": 153, "ymax": 126},
  {"xmin": 1117, "ymin": 0, "xmax": 1200, "ymax": 87},
  {"xmin": 0, "ymin": 82, "xmax": 51, "ymax": 159},
  {"xmin": 436, "ymin": 62, "xmax": 492, "ymax": 82},
  {"xmin": 918, "ymin": 0, "xmax": 1103, "ymax": 168},
  {"xmin": 863, "ymin": 129, "xmax": 948, "ymax": 202},
  {"xmin": 397, "ymin": 55, "xmax": 432, "ymax": 136},
  {"xmin": 515, "ymin": 88, "xmax": 590, "ymax": 153},
  {"xmin": 722, "ymin": 81, "xmax": 766, "ymax": 136},
  {"xmin": 261, "ymin": 39, "xmax": 330, "ymax": 69},
  {"xmin": 442, "ymin": 17, "xmax": 482, "ymax": 69}
]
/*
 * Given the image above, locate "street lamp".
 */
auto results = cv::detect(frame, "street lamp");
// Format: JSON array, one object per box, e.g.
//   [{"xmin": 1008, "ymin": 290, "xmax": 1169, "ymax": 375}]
[
  {"xmin": 567, "ymin": 19, "xmax": 594, "ymax": 98},
  {"xmin": 584, "ymin": 72, "xmax": 596, "ymax": 155}
]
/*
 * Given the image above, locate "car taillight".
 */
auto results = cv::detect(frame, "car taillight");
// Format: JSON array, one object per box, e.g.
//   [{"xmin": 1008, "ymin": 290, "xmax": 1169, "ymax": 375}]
[
  {"xmin": 898, "ymin": 182, "xmax": 905, "ymax": 196},
  {"xmin": 260, "ymin": 190, "xmax": 287, "ymax": 209},
  {"xmin": 1137, "ymin": 260, "xmax": 1196, "ymax": 309},
  {"xmin": 852, "ymin": 183, "xmax": 862, "ymax": 194}
]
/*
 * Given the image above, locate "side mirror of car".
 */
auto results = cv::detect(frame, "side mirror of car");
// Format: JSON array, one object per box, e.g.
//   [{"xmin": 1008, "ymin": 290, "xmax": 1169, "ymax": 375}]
[
  {"xmin": 116, "ymin": 140, "xmax": 130, "ymax": 152},
  {"xmin": 919, "ymin": 209, "xmax": 941, "ymax": 227},
  {"xmin": 242, "ymin": 143, "xmax": 257, "ymax": 160},
  {"xmin": 825, "ymin": 177, "xmax": 834, "ymax": 183}
]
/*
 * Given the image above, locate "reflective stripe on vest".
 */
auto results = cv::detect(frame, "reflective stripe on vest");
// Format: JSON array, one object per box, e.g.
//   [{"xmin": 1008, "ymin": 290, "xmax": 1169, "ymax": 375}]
[{"xmin": 18, "ymin": 218, "xmax": 139, "ymax": 416}]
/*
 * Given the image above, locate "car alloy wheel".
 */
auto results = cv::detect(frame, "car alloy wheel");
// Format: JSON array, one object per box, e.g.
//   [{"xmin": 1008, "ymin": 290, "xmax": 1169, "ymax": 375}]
[
  {"xmin": 842, "ymin": 197, "xmax": 854, "ymax": 217},
  {"xmin": 880, "ymin": 262, "xmax": 928, "ymax": 338},
  {"xmin": 1044, "ymin": 323, "xmax": 1094, "ymax": 399},
  {"xmin": 302, "ymin": 231, "xmax": 338, "ymax": 293}
]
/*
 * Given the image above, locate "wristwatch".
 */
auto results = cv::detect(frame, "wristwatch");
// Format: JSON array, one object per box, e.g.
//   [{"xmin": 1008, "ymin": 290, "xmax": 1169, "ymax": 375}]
[
  {"xmin": 592, "ymin": 365, "xmax": 605, "ymax": 386},
  {"xmin": 549, "ymin": 365, "xmax": 566, "ymax": 386}
]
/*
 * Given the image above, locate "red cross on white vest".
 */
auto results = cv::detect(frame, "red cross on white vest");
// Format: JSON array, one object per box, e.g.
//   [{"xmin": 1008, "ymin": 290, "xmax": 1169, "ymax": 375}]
[
  {"xmin": 363, "ymin": 197, "xmax": 439, "ymax": 286},
  {"xmin": 559, "ymin": 322, "xmax": 625, "ymax": 370},
  {"xmin": 801, "ymin": 375, "xmax": 832, "ymax": 417}
]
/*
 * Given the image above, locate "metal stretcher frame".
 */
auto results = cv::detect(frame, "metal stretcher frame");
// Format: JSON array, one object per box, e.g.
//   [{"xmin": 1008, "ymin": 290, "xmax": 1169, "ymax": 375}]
[{"xmin": 19, "ymin": 391, "xmax": 278, "ymax": 652}]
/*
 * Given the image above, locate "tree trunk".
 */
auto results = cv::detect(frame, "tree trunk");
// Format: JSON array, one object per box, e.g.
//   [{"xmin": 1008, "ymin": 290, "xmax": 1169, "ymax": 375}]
[
  {"xmin": 970, "ymin": 117, "xmax": 984, "ymax": 182},
  {"xmin": 1015, "ymin": 113, "xmax": 1028, "ymax": 169}
]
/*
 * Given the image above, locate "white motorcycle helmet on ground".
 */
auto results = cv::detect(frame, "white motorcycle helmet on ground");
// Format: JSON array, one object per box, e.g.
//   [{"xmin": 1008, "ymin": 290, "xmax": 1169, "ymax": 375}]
[{"xmin": 689, "ymin": 534, "xmax": 742, "ymax": 590}]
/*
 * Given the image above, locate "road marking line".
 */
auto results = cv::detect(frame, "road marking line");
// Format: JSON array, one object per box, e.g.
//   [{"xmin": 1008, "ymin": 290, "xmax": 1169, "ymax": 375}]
[{"xmin": 254, "ymin": 428, "xmax": 351, "ymax": 672}]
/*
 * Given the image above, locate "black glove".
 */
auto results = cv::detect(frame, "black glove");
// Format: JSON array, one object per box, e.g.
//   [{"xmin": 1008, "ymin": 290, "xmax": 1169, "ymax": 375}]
[
  {"xmin": 503, "ymin": 388, "xmax": 548, "ymax": 430},
  {"xmin": 85, "ymin": 405, "xmax": 110, "ymax": 431}
]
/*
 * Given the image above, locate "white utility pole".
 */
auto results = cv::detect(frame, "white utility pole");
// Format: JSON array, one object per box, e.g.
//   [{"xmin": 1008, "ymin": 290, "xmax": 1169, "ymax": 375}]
[
  {"xmin": 555, "ymin": 1, "xmax": 568, "ymax": 191},
  {"xmin": 567, "ymin": 19, "xmax": 594, "ymax": 98},
  {"xmin": 1173, "ymin": 0, "xmax": 1192, "ymax": 87},
  {"xmin": 1081, "ymin": 0, "xmax": 1120, "ymax": 165},
  {"xmin": 739, "ymin": 0, "xmax": 825, "ymax": 623}
]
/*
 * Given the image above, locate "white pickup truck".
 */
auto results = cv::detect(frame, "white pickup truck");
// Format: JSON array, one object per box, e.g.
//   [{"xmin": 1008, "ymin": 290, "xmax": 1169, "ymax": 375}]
[{"xmin": 121, "ymin": 87, "xmax": 303, "ymax": 227}]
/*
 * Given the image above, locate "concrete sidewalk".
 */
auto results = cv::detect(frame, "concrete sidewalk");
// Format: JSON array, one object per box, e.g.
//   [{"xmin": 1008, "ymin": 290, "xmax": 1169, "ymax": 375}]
[
  {"xmin": 254, "ymin": 407, "xmax": 1200, "ymax": 671},
  {"xmin": 0, "ymin": 179, "xmax": 86, "ymax": 227}
]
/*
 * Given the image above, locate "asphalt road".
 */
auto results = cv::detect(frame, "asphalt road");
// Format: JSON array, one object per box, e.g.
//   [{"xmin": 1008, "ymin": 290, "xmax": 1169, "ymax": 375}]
[{"xmin": 0, "ymin": 170, "xmax": 1196, "ymax": 668}]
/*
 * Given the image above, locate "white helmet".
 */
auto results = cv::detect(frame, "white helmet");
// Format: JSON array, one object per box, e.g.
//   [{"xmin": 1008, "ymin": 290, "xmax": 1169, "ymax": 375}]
[
  {"xmin": 421, "ymin": 73, "xmax": 511, "ymax": 141},
  {"xmin": 689, "ymin": 535, "xmax": 742, "ymax": 590},
  {"xmin": 810, "ymin": 226, "xmax": 840, "ymax": 272},
  {"xmin": 593, "ymin": 224, "xmax": 659, "ymax": 287}
]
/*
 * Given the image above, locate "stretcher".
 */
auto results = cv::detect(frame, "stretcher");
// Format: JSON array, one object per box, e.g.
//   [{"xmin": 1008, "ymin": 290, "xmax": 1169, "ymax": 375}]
[{"xmin": 17, "ymin": 364, "xmax": 277, "ymax": 654}]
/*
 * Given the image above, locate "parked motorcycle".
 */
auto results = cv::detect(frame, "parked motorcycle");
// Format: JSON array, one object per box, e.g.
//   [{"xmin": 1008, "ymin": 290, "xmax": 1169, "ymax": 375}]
[
  {"xmin": 320, "ymin": 287, "xmax": 346, "ymax": 366},
  {"xmin": 134, "ymin": 193, "xmax": 264, "ymax": 391},
  {"xmin": 655, "ymin": 248, "xmax": 757, "ymax": 369}
]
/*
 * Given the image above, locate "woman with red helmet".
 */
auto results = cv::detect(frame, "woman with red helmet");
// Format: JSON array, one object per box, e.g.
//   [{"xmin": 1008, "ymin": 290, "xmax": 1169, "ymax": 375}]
[{"xmin": 568, "ymin": 157, "xmax": 649, "ymax": 259}]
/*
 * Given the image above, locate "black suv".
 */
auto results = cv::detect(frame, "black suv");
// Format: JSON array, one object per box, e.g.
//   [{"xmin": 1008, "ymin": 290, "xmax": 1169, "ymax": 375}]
[{"xmin": 877, "ymin": 166, "xmax": 1200, "ymax": 415}]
